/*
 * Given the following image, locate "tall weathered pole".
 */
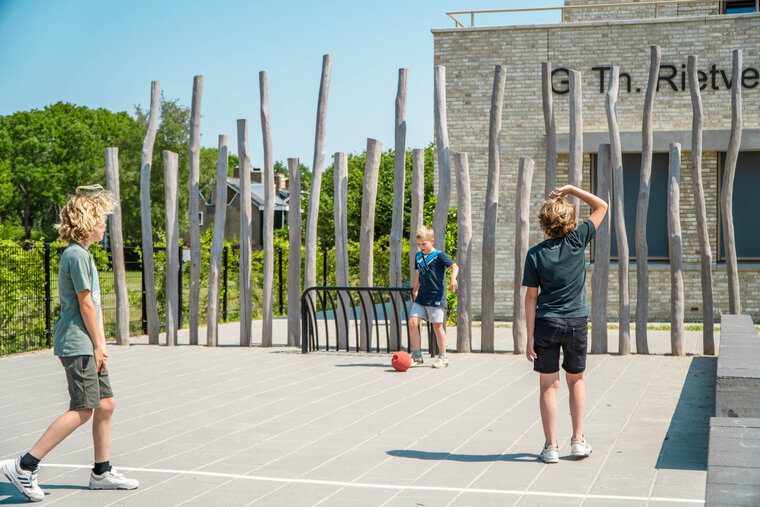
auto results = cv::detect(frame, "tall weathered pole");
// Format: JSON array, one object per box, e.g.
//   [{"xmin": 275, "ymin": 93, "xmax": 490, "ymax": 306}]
[
  {"xmin": 688, "ymin": 55, "xmax": 715, "ymax": 355},
  {"xmin": 360, "ymin": 139, "xmax": 382, "ymax": 350},
  {"xmin": 722, "ymin": 49, "xmax": 742, "ymax": 314},
  {"xmin": 591, "ymin": 144, "xmax": 611, "ymax": 354},
  {"xmin": 481, "ymin": 64, "xmax": 506, "ymax": 353},
  {"xmin": 207, "ymin": 135, "xmax": 229, "ymax": 347},
  {"xmin": 105, "ymin": 147, "xmax": 129, "ymax": 345},
  {"xmin": 260, "ymin": 70, "xmax": 275, "ymax": 347},
  {"xmin": 606, "ymin": 65, "xmax": 631, "ymax": 355},
  {"xmin": 237, "ymin": 120, "xmax": 252, "ymax": 346},
  {"xmin": 454, "ymin": 152, "xmax": 472, "ymax": 353},
  {"xmin": 668, "ymin": 143, "xmax": 684, "ymax": 356},
  {"xmin": 334, "ymin": 152, "xmax": 349, "ymax": 349},
  {"xmin": 542, "ymin": 62, "xmax": 556, "ymax": 199},
  {"xmin": 390, "ymin": 68, "xmax": 408, "ymax": 350},
  {"xmin": 432, "ymin": 66, "xmax": 451, "ymax": 253},
  {"xmin": 287, "ymin": 157, "xmax": 302, "ymax": 348},
  {"xmin": 140, "ymin": 81, "xmax": 160, "ymax": 344},
  {"xmin": 513, "ymin": 157, "xmax": 534, "ymax": 355},
  {"xmin": 163, "ymin": 150, "xmax": 179, "ymax": 347},
  {"xmin": 635, "ymin": 46, "xmax": 660, "ymax": 355},
  {"xmin": 188, "ymin": 75, "xmax": 203, "ymax": 346},
  {"xmin": 568, "ymin": 69, "xmax": 583, "ymax": 214},
  {"xmin": 305, "ymin": 54, "xmax": 333, "ymax": 294},
  {"xmin": 409, "ymin": 149, "xmax": 425, "ymax": 280}
]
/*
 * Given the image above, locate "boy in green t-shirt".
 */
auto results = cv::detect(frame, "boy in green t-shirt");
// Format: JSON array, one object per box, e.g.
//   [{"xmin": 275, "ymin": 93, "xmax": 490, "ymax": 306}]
[
  {"xmin": 522, "ymin": 185, "xmax": 607, "ymax": 464},
  {"xmin": 2, "ymin": 186, "xmax": 138, "ymax": 501}
]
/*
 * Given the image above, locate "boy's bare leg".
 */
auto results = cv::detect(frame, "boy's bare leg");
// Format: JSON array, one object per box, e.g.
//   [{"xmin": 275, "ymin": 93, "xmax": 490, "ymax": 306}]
[
  {"xmin": 93, "ymin": 397, "xmax": 115, "ymax": 463},
  {"xmin": 432, "ymin": 323, "xmax": 446, "ymax": 354},
  {"xmin": 409, "ymin": 316, "xmax": 422, "ymax": 351},
  {"xmin": 29, "ymin": 410, "xmax": 93, "ymax": 460},
  {"xmin": 566, "ymin": 372, "xmax": 586, "ymax": 440},
  {"xmin": 539, "ymin": 373, "xmax": 560, "ymax": 446}
]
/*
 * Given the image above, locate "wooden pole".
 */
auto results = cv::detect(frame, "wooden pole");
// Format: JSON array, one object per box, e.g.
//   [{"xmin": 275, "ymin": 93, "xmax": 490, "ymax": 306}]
[
  {"xmin": 635, "ymin": 46, "xmax": 660, "ymax": 355},
  {"xmin": 334, "ymin": 152, "xmax": 349, "ymax": 349},
  {"xmin": 105, "ymin": 147, "xmax": 129, "ymax": 345},
  {"xmin": 409, "ymin": 149, "xmax": 424, "ymax": 280},
  {"xmin": 140, "ymin": 80, "xmax": 160, "ymax": 344},
  {"xmin": 605, "ymin": 65, "xmax": 631, "ymax": 355},
  {"xmin": 360, "ymin": 138, "xmax": 382, "ymax": 350},
  {"xmin": 687, "ymin": 55, "xmax": 715, "ymax": 355},
  {"xmin": 542, "ymin": 62, "xmax": 556, "ymax": 199},
  {"xmin": 260, "ymin": 70, "xmax": 274, "ymax": 347},
  {"xmin": 237, "ymin": 119, "xmax": 253, "ymax": 346},
  {"xmin": 163, "ymin": 150, "xmax": 179, "ymax": 347},
  {"xmin": 432, "ymin": 66, "xmax": 451, "ymax": 253},
  {"xmin": 513, "ymin": 157, "xmax": 534, "ymax": 355},
  {"xmin": 305, "ymin": 54, "xmax": 333, "ymax": 294},
  {"xmin": 287, "ymin": 157, "xmax": 302, "ymax": 348},
  {"xmin": 482, "ymin": 64, "xmax": 506, "ymax": 353},
  {"xmin": 188, "ymin": 75, "xmax": 203, "ymax": 346},
  {"xmin": 722, "ymin": 49, "xmax": 742, "ymax": 314},
  {"xmin": 568, "ymin": 69, "xmax": 583, "ymax": 214},
  {"xmin": 454, "ymin": 153, "xmax": 472, "ymax": 353},
  {"xmin": 207, "ymin": 135, "xmax": 229, "ymax": 347},
  {"xmin": 668, "ymin": 143, "xmax": 684, "ymax": 356},
  {"xmin": 592, "ymin": 143, "xmax": 611, "ymax": 354},
  {"xmin": 390, "ymin": 68, "xmax": 408, "ymax": 350}
]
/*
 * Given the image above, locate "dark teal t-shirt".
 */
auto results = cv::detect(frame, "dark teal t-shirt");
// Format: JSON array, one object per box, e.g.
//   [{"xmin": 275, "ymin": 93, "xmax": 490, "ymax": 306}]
[
  {"xmin": 521, "ymin": 219, "xmax": 596, "ymax": 318},
  {"xmin": 414, "ymin": 250, "xmax": 454, "ymax": 307}
]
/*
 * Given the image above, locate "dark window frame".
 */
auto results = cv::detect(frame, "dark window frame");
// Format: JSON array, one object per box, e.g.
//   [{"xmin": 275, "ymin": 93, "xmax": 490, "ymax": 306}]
[
  {"xmin": 721, "ymin": 0, "xmax": 758, "ymax": 14},
  {"xmin": 717, "ymin": 151, "xmax": 760, "ymax": 262}
]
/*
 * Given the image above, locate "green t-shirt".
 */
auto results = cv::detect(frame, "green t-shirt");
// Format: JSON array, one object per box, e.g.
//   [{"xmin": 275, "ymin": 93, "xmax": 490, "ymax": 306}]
[
  {"xmin": 53, "ymin": 243, "xmax": 101, "ymax": 357},
  {"xmin": 522, "ymin": 219, "xmax": 596, "ymax": 318}
]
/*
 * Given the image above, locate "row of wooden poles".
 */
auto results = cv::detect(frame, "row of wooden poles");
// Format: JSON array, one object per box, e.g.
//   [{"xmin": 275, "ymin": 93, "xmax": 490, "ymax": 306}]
[
  {"xmin": 528, "ymin": 46, "xmax": 745, "ymax": 357},
  {"xmin": 102, "ymin": 47, "xmax": 741, "ymax": 355}
]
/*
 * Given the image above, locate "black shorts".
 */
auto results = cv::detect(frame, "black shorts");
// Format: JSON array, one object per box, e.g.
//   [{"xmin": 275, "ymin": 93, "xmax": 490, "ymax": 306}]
[{"xmin": 533, "ymin": 317, "xmax": 588, "ymax": 374}]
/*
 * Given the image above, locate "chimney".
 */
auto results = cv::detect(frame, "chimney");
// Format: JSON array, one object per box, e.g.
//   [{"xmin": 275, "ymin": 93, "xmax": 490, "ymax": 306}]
[
  {"xmin": 274, "ymin": 174, "xmax": 282, "ymax": 190},
  {"xmin": 251, "ymin": 168, "xmax": 263, "ymax": 184},
  {"xmin": 233, "ymin": 165, "xmax": 240, "ymax": 178}
]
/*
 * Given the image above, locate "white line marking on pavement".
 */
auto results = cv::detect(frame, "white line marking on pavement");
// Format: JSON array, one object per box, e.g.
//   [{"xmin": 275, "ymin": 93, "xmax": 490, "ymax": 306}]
[{"xmin": 40, "ymin": 463, "xmax": 704, "ymax": 504}]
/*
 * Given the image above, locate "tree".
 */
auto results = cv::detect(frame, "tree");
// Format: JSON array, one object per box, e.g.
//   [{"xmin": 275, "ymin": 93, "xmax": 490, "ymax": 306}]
[{"xmin": 0, "ymin": 102, "xmax": 138, "ymax": 240}]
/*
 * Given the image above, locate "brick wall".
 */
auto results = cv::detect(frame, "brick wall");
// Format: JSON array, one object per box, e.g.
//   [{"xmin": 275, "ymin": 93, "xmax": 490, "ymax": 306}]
[
  {"xmin": 432, "ymin": 13, "xmax": 760, "ymax": 322},
  {"xmin": 562, "ymin": 0, "xmax": 720, "ymax": 22}
]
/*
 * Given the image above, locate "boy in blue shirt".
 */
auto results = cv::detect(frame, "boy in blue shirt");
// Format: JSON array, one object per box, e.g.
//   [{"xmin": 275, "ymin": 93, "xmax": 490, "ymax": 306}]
[
  {"xmin": 522, "ymin": 185, "xmax": 607, "ymax": 463},
  {"xmin": 409, "ymin": 225, "xmax": 459, "ymax": 368},
  {"xmin": 2, "ymin": 186, "xmax": 139, "ymax": 501}
]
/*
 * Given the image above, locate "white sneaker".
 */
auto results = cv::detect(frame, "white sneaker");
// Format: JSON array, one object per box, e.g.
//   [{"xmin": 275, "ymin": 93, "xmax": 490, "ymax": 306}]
[
  {"xmin": 571, "ymin": 437, "xmax": 592, "ymax": 457},
  {"xmin": 89, "ymin": 468, "xmax": 139, "ymax": 490},
  {"xmin": 2, "ymin": 457, "xmax": 44, "ymax": 501},
  {"xmin": 432, "ymin": 355, "xmax": 449, "ymax": 369},
  {"xmin": 411, "ymin": 354, "xmax": 424, "ymax": 366},
  {"xmin": 539, "ymin": 444, "xmax": 559, "ymax": 463}
]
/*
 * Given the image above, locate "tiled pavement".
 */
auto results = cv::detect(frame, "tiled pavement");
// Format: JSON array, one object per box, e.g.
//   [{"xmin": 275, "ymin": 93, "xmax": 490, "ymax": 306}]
[{"xmin": 0, "ymin": 320, "xmax": 716, "ymax": 506}]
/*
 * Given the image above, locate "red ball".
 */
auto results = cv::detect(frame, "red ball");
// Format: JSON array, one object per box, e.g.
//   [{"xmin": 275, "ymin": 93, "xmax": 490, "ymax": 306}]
[{"xmin": 392, "ymin": 351, "xmax": 412, "ymax": 372}]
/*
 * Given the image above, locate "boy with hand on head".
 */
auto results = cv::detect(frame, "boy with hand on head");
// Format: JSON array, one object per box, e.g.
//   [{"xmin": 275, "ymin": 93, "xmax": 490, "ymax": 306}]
[
  {"xmin": 2, "ymin": 186, "xmax": 138, "ymax": 502},
  {"xmin": 409, "ymin": 225, "xmax": 459, "ymax": 369},
  {"xmin": 522, "ymin": 185, "xmax": 607, "ymax": 464}
]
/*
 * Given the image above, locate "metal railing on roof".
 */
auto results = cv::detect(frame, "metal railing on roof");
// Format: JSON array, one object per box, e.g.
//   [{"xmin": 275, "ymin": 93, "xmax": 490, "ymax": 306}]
[{"xmin": 446, "ymin": 0, "xmax": 758, "ymax": 27}]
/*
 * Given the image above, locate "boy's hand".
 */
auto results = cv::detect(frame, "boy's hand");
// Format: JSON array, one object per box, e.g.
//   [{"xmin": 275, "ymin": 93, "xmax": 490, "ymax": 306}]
[
  {"xmin": 526, "ymin": 337, "xmax": 537, "ymax": 362},
  {"xmin": 450, "ymin": 278, "xmax": 458, "ymax": 293},
  {"xmin": 549, "ymin": 185, "xmax": 575, "ymax": 199},
  {"xmin": 94, "ymin": 344, "xmax": 108, "ymax": 373}
]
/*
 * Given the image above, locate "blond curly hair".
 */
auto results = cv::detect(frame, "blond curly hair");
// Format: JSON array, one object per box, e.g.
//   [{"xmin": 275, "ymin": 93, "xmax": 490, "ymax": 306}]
[
  {"xmin": 55, "ymin": 185, "xmax": 116, "ymax": 244},
  {"xmin": 538, "ymin": 196, "xmax": 577, "ymax": 239}
]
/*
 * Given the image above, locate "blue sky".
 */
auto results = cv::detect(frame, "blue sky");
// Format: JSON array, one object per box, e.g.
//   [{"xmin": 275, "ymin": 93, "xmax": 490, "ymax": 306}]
[{"xmin": 0, "ymin": 0, "xmax": 562, "ymax": 169}]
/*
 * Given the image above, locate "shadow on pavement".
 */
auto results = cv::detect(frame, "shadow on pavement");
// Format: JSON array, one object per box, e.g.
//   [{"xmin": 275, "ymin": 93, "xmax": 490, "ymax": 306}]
[
  {"xmin": 386, "ymin": 450, "xmax": 538, "ymax": 462},
  {"xmin": 656, "ymin": 356, "xmax": 716, "ymax": 471}
]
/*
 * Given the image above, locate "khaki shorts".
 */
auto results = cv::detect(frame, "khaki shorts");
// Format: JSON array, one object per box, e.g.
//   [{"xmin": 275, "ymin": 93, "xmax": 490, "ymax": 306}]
[{"xmin": 59, "ymin": 355, "xmax": 113, "ymax": 410}]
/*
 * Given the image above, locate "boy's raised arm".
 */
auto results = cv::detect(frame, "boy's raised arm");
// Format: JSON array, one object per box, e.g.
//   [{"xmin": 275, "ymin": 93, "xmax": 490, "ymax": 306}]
[{"xmin": 550, "ymin": 185, "xmax": 608, "ymax": 230}]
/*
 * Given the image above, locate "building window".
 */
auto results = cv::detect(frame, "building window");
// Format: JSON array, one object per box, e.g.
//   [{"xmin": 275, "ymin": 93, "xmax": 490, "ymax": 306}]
[
  {"xmin": 198, "ymin": 211, "xmax": 204, "ymax": 226},
  {"xmin": 722, "ymin": 0, "xmax": 757, "ymax": 14},
  {"xmin": 592, "ymin": 152, "xmax": 670, "ymax": 261},
  {"xmin": 719, "ymin": 152, "xmax": 760, "ymax": 261}
]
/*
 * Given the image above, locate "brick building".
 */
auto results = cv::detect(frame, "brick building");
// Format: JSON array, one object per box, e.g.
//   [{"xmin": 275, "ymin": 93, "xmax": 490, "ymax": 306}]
[{"xmin": 432, "ymin": 1, "xmax": 760, "ymax": 322}]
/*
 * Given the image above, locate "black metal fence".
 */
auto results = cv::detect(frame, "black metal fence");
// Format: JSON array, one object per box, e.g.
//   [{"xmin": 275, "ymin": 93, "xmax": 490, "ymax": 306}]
[{"xmin": 1, "ymin": 242, "xmax": 404, "ymax": 355}]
